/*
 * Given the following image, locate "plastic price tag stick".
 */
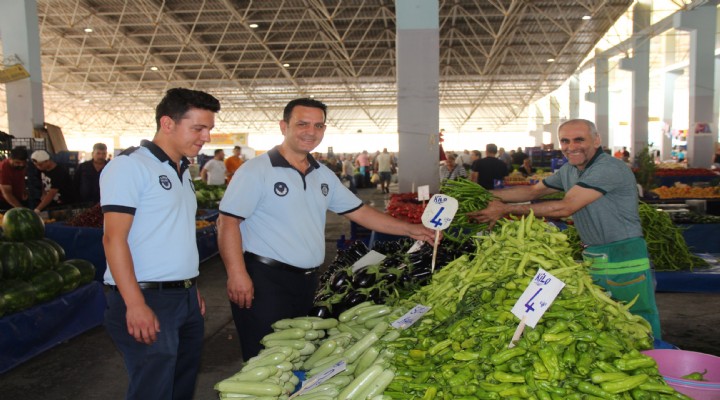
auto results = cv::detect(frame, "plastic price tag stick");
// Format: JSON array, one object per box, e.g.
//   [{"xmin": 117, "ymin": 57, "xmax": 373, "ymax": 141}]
[
  {"xmin": 391, "ymin": 305, "xmax": 432, "ymax": 329},
  {"xmin": 417, "ymin": 185, "xmax": 430, "ymax": 202},
  {"xmin": 351, "ymin": 250, "xmax": 387, "ymax": 273},
  {"xmin": 421, "ymin": 194, "xmax": 458, "ymax": 272},
  {"xmin": 509, "ymin": 268, "xmax": 565, "ymax": 348},
  {"xmin": 290, "ymin": 360, "xmax": 347, "ymax": 398}
]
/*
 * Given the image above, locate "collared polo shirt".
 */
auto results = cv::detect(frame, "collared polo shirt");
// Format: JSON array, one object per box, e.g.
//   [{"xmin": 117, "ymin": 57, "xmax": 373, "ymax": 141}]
[
  {"xmin": 100, "ymin": 140, "xmax": 199, "ymax": 284},
  {"xmin": 219, "ymin": 146, "xmax": 363, "ymax": 269},
  {"xmin": 542, "ymin": 148, "xmax": 642, "ymax": 246}
]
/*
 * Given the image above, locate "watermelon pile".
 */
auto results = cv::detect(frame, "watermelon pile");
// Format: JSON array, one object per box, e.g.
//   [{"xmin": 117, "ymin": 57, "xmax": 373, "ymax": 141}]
[{"xmin": 0, "ymin": 207, "xmax": 96, "ymax": 317}]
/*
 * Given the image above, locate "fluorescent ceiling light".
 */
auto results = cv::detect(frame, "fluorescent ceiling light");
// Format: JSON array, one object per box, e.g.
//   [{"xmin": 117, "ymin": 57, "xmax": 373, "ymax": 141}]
[
  {"xmin": 282, "ymin": 63, "xmax": 290, "ymax": 67},
  {"xmin": 84, "ymin": 28, "xmax": 93, "ymax": 33},
  {"xmin": 547, "ymin": 58, "xmax": 555, "ymax": 62},
  {"xmin": 249, "ymin": 23, "xmax": 259, "ymax": 28},
  {"xmin": 150, "ymin": 66, "xmax": 158, "ymax": 71},
  {"xmin": 582, "ymin": 15, "xmax": 592, "ymax": 20}
]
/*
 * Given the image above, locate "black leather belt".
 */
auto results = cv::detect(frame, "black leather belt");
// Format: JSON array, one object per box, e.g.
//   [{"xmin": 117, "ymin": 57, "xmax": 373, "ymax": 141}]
[
  {"xmin": 244, "ymin": 252, "xmax": 319, "ymax": 275},
  {"xmin": 107, "ymin": 278, "xmax": 197, "ymax": 291}
]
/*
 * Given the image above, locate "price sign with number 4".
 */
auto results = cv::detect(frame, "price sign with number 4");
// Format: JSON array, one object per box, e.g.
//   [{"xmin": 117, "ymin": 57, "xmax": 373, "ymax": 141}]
[
  {"xmin": 420, "ymin": 194, "xmax": 458, "ymax": 272},
  {"xmin": 507, "ymin": 268, "xmax": 565, "ymax": 348}
]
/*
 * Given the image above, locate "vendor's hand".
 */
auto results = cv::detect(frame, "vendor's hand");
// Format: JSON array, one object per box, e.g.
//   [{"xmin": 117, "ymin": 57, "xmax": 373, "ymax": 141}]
[
  {"xmin": 33, "ymin": 208, "xmax": 41, "ymax": 214},
  {"xmin": 466, "ymin": 199, "xmax": 508, "ymax": 230},
  {"xmin": 197, "ymin": 287, "xmax": 206, "ymax": 317},
  {"xmin": 227, "ymin": 270, "xmax": 254, "ymax": 309},
  {"xmin": 407, "ymin": 223, "xmax": 441, "ymax": 245},
  {"xmin": 125, "ymin": 303, "xmax": 160, "ymax": 345}
]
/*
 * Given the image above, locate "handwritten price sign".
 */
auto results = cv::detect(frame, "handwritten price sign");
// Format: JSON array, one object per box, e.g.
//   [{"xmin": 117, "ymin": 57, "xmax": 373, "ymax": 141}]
[
  {"xmin": 391, "ymin": 305, "xmax": 431, "ymax": 330},
  {"xmin": 511, "ymin": 268, "xmax": 565, "ymax": 328},
  {"xmin": 421, "ymin": 194, "xmax": 458, "ymax": 231}
]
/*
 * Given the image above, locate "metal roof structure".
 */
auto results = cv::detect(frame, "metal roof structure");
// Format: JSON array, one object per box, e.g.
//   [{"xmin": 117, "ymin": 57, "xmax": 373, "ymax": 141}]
[{"xmin": 20, "ymin": 0, "xmax": 636, "ymax": 136}]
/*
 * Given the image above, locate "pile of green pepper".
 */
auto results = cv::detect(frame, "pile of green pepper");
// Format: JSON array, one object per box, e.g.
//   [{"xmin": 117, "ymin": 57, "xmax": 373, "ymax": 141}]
[
  {"xmin": 638, "ymin": 203, "xmax": 708, "ymax": 271},
  {"xmin": 439, "ymin": 178, "xmax": 495, "ymax": 242},
  {"xmin": 379, "ymin": 214, "xmax": 688, "ymax": 399}
]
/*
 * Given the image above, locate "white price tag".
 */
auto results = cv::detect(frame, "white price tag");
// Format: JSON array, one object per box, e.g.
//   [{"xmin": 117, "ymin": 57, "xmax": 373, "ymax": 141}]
[
  {"xmin": 351, "ymin": 250, "xmax": 386, "ymax": 273},
  {"xmin": 417, "ymin": 185, "xmax": 430, "ymax": 201},
  {"xmin": 421, "ymin": 194, "xmax": 458, "ymax": 231},
  {"xmin": 291, "ymin": 360, "xmax": 346, "ymax": 397},
  {"xmin": 511, "ymin": 268, "xmax": 565, "ymax": 328},
  {"xmin": 406, "ymin": 240, "xmax": 425, "ymax": 254},
  {"xmin": 391, "ymin": 304, "xmax": 431, "ymax": 329}
]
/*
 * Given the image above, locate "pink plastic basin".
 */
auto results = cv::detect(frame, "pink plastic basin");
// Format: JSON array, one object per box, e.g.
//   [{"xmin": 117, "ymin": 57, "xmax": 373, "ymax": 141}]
[{"xmin": 643, "ymin": 349, "xmax": 720, "ymax": 400}]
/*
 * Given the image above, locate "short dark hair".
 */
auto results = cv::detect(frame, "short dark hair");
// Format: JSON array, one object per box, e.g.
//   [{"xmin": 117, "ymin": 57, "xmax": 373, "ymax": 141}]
[
  {"xmin": 233, "ymin": 145, "xmax": 241, "ymax": 150},
  {"xmin": 10, "ymin": 146, "xmax": 28, "ymax": 160},
  {"xmin": 155, "ymin": 88, "xmax": 221, "ymax": 131},
  {"xmin": 486, "ymin": 143, "xmax": 498, "ymax": 154},
  {"xmin": 283, "ymin": 98, "xmax": 327, "ymax": 123},
  {"xmin": 214, "ymin": 149, "xmax": 224, "ymax": 155},
  {"xmin": 472, "ymin": 150, "xmax": 481, "ymax": 157},
  {"xmin": 93, "ymin": 143, "xmax": 107, "ymax": 151}
]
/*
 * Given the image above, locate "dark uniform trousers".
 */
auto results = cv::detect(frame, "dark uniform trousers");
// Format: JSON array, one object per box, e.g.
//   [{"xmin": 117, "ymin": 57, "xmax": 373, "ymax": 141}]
[
  {"xmin": 230, "ymin": 255, "xmax": 319, "ymax": 360},
  {"xmin": 105, "ymin": 285, "xmax": 204, "ymax": 400}
]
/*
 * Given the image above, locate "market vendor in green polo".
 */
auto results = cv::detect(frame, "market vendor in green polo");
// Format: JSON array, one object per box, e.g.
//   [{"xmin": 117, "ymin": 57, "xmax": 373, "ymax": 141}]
[{"xmin": 468, "ymin": 118, "xmax": 661, "ymax": 339}]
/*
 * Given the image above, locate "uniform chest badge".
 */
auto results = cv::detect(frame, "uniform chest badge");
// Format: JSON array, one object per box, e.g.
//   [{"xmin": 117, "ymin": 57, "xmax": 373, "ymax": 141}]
[
  {"xmin": 274, "ymin": 182, "xmax": 289, "ymax": 197},
  {"xmin": 159, "ymin": 175, "xmax": 172, "ymax": 190},
  {"xmin": 321, "ymin": 183, "xmax": 329, "ymax": 196}
]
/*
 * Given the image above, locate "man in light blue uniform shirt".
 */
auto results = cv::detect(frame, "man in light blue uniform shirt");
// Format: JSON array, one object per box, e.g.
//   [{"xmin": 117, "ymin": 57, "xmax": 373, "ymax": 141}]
[
  {"xmin": 218, "ymin": 98, "xmax": 437, "ymax": 360},
  {"xmin": 101, "ymin": 88, "xmax": 220, "ymax": 400}
]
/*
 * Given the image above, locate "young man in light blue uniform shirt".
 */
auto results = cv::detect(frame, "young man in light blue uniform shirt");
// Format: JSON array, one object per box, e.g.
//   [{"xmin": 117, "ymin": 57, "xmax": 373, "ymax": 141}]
[{"xmin": 101, "ymin": 88, "xmax": 220, "ymax": 400}]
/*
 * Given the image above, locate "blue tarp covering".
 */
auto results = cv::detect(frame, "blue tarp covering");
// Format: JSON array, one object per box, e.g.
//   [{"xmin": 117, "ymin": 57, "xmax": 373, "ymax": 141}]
[
  {"xmin": 44, "ymin": 222, "xmax": 220, "ymax": 281},
  {"xmin": 0, "ymin": 281, "xmax": 106, "ymax": 374},
  {"xmin": 45, "ymin": 224, "xmax": 106, "ymax": 281}
]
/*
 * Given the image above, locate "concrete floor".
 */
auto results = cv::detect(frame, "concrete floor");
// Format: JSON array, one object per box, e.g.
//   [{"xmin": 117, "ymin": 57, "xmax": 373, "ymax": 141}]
[{"xmin": 1, "ymin": 185, "xmax": 718, "ymax": 400}]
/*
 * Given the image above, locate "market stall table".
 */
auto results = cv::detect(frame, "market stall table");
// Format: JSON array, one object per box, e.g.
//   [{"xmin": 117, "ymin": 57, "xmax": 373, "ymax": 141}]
[{"xmin": 0, "ymin": 281, "xmax": 106, "ymax": 373}]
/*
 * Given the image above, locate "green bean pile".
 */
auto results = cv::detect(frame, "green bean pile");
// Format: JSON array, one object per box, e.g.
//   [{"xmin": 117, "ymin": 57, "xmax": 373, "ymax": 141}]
[
  {"xmin": 638, "ymin": 203, "xmax": 708, "ymax": 271},
  {"xmin": 380, "ymin": 213, "xmax": 686, "ymax": 399},
  {"xmin": 439, "ymin": 178, "xmax": 495, "ymax": 242}
]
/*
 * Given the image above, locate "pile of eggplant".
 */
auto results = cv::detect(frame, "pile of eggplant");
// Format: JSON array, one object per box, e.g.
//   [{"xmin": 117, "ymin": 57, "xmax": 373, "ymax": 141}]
[{"xmin": 308, "ymin": 237, "xmax": 475, "ymax": 318}]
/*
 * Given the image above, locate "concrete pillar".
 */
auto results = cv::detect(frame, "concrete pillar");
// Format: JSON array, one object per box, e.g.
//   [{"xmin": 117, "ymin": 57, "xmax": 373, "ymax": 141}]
[
  {"xmin": 568, "ymin": 74, "xmax": 580, "ymax": 120},
  {"xmin": 0, "ymin": 0, "xmax": 44, "ymax": 138},
  {"xmin": 661, "ymin": 33, "xmax": 680, "ymax": 161},
  {"xmin": 396, "ymin": 0, "xmax": 440, "ymax": 193},
  {"xmin": 674, "ymin": 4, "xmax": 717, "ymax": 168},
  {"xmin": 594, "ymin": 52, "xmax": 610, "ymax": 149},
  {"xmin": 630, "ymin": 1, "xmax": 651, "ymax": 161}
]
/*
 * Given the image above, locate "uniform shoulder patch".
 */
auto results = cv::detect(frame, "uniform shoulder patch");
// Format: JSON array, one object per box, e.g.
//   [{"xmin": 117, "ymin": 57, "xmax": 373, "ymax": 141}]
[{"xmin": 321, "ymin": 183, "xmax": 329, "ymax": 196}]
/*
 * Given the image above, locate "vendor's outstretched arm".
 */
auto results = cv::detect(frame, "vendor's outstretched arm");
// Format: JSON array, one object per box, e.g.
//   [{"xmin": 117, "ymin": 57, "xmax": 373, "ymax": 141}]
[
  {"xmin": 344, "ymin": 205, "xmax": 438, "ymax": 245},
  {"xmin": 468, "ymin": 182, "xmax": 602, "ymax": 228}
]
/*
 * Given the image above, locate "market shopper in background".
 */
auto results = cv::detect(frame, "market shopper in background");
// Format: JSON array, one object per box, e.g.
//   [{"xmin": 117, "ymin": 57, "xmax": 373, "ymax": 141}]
[
  {"xmin": 224, "ymin": 145, "xmax": 244, "ymax": 183},
  {"xmin": 470, "ymin": 143, "xmax": 508, "ymax": 190},
  {"xmin": 439, "ymin": 152, "xmax": 467, "ymax": 182},
  {"xmin": 468, "ymin": 119, "xmax": 662, "ymax": 339},
  {"xmin": 457, "ymin": 149, "xmax": 472, "ymax": 172},
  {"xmin": 497, "ymin": 147, "xmax": 512, "ymax": 170},
  {"xmin": 518, "ymin": 157, "xmax": 536, "ymax": 177},
  {"xmin": 374, "ymin": 147, "xmax": 394, "ymax": 194},
  {"xmin": 341, "ymin": 153, "xmax": 357, "ymax": 193},
  {"xmin": 0, "ymin": 146, "xmax": 29, "ymax": 210},
  {"xmin": 355, "ymin": 150, "xmax": 370, "ymax": 188},
  {"xmin": 201, "ymin": 149, "xmax": 227, "ymax": 185},
  {"xmin": 100, "ymin": 88, "xmax": 220, "ymax": 400},
  {"xmin": 31, "ymin": 150, "xmax": 75, "ymax": 213},
  {"xmin": 217, "ymin": 97, "xmax": 437, "ymax": 360},
  {"xmin": 74, "ymin": 142, "xmax": 108, "ymax": 204}
]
